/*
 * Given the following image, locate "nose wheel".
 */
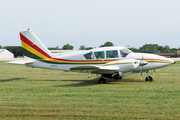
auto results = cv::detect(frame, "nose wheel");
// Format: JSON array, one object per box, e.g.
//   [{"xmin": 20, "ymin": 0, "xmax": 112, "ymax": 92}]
[
  {"xmin": 145, "ymin": 76, "xmax": 153, "ymax": 81},
  {"xmin": 145, "ymin": 71, "xmax": 153, "ymax": 81}
]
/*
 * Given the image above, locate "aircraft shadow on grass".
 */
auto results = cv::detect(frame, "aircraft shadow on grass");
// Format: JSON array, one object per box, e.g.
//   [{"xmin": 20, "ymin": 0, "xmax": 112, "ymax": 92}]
[
  {"xmin": 24, "ymin": 77, "xmax": 144, "ymax": 87},
  {"xmin": 0, "ymin": 78, "xmax": 25, "ymax": 83},
  {"xmin": 53, "ymin": 78, "xmax": 144, "ymax": 87}
]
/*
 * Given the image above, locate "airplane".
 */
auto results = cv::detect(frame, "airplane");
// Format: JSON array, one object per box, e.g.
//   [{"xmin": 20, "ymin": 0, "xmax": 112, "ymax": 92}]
[{"xmin": 8, "ymin": 29, "xmax": 175, "ymax": 84}]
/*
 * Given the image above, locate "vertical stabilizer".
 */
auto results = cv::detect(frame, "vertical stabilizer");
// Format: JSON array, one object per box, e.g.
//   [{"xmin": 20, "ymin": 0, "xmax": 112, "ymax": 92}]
[{"xmin": 20, "ymin": 29, "xmax": 52, "ymax": 60}]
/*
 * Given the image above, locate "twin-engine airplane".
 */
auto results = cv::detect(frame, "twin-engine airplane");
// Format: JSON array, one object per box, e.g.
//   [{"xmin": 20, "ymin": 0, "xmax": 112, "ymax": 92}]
[{"xmin": 8, "ymin": 29, "xmax": 175, "ymax": 84}]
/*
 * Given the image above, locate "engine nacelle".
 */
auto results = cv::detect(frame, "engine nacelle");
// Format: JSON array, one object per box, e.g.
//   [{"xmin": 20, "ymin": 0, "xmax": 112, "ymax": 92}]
[{"xmin": 101, "ymin": 59, "xmax": 144, "ymax": 78}]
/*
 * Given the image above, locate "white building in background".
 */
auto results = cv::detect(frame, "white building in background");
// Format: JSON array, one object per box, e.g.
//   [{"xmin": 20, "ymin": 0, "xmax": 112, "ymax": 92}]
[{"xmin": 0, "ymin": 49, "xmax": 14, "ymax": 58}]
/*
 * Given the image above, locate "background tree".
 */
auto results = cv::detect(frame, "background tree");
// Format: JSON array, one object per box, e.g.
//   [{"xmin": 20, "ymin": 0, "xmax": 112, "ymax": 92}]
[
  {"xmin": 139, "ymin": 44, "xmax": 163, "ymax": 53},
  {"xmin": 79, "ymin": 45, "xmax": 93, "ymax": 50},
  {"xmin": 4, "ymin": 46, "xmax": 23, "ymax": 57},
  {"xmin": 129, "ymin": 47, "xmax": 139, "ymax": 52},
  {"xmin": 85, "ymin": 47, "xmax": 93, "ymax": 50},
  {"xmin": 79, "ymin": 45, "xmax": 86, "ymax": 50},
  {"xmin": 171, "ymin": 48, "xmax": 177, "ymax": 53},
  {"xmin": 100, "ymin": 41, "xmax": 114, "ymax": 47},
  {"xmin": 48, "ymin": 46, "xmax": 61, "ymax": 50},
  {"xmin": 162, "ymin": 45, "xmax": 171, "ymax": 53},
  {"xmin": 62, "ymin": 44, "xmax": 74, "ymax": 50}
]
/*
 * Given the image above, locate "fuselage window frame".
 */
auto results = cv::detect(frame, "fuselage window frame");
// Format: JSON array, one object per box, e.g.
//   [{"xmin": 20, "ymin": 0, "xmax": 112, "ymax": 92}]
[
  {"xmin": 94, "ymin": 51, "xmax": 105, "ymax": 60},
  {"xmin": 83, "ymin": 52, "xmax": 95, "ymax": 60},
  {"xmin": 120, "ymin": 48, "xmax": 132, "ymax": 57},
  {"xmin": 106, "ymin": 50, "xmax": 119, "ymax": 58}
]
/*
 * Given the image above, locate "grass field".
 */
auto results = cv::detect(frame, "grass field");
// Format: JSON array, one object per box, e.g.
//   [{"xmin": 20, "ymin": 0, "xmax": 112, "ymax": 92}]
[{"xmin": 0, "ymin": 61, "xmax": 179, "ymax": 119}]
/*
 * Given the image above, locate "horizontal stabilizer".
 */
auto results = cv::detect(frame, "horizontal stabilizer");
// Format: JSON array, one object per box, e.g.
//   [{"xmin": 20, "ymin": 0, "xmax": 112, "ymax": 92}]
[{"xmin": 6, "ymin": 59, "xmax": 33, "ymax": 65}]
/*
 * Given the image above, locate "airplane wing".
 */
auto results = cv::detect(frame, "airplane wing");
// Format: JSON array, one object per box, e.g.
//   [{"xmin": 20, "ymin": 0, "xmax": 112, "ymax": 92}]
[
  {"xmin": 6, "ymin": 59, "xmax": 34, "ymax": 65},
  {"xmin": 70, "ymin": 65, "xmax": 100, "ymax": 70},
  {"xmin": 70, "ymin": 65, "xmax": 119, "ymax": 73}
]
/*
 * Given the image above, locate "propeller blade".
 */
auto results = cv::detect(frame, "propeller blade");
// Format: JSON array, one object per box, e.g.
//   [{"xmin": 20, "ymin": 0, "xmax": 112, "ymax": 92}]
[
  {"xmin": 140, "ymin": 54, "xmax": 148, "ymax": 80},
  {"xmin": 141, "ymin": 66, "xmax": 143, "ymax": 80},
  {"xmin": 153, "ymin": 69, "xmax": 155, "ymax": 76}
]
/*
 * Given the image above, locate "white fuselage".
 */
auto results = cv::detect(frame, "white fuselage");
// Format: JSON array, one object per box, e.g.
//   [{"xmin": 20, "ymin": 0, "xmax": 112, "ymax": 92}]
[{"xmin": 25, "ymin": 46, "xmax": 175, "ymax": 77}]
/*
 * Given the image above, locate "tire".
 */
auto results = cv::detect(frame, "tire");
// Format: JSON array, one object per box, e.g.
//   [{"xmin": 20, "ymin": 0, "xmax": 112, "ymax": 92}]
[
  {"xmin": 145, "ymin": 76, "xmax": 153, "ymax": 81},
  {"xmin": 98, "ymin": 78, "xmax": 106, "ymax": 84}
]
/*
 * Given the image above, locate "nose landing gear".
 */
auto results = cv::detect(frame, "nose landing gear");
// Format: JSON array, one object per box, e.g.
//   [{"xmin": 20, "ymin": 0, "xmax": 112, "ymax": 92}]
[
  {"xmin": 145, "ymin": 71, "xmax": 153, "ymax": 81},
  {"xmin": 145, "ymin": 76, "xmax": 153, "ymax": 81}
]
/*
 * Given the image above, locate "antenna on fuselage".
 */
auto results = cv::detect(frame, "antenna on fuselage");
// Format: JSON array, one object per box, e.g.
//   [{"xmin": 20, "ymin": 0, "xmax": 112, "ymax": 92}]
[{"xmin": 90, "ymin": 44, "xmax": 95, "ymax": 49}]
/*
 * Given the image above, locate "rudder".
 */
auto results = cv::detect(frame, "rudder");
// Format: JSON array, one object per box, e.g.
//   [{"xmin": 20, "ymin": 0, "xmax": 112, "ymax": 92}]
[{"xmin": 20, "ymin": 29, "xmax": 52, "ymax": 60}]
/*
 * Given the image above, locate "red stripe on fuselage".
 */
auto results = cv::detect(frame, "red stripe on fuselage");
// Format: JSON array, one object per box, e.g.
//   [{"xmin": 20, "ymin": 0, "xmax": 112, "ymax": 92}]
[{"xmin": 137, "ymin": 58, "xmax": 173, "ymax": 63}]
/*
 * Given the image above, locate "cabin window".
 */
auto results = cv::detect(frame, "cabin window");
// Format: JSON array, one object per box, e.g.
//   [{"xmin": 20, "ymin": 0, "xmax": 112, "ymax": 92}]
[
  {"xmin": 94, "ymin": 51, "xmax": 105, "ymax": 59},
  {"xmin": 106, "ymin": 50, "xmax": 119, "ymax": 58},
  {"xmin": 120, "ymin": 48, "xmax": 132, "ymax": 57},
  {"xmin": 84, "ymin": 52, "xmax": 95, "ymax": 59}
]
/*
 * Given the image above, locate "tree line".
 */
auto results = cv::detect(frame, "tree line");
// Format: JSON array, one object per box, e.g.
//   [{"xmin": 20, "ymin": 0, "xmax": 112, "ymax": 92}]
[
  {"xmin": 129, "ymin": 44, "xmax": 180, "ymax": 53},
  {"xmin": 0, "ymin": 45, "xmax": 23, "ymax": 58},
  {"xmin": 79, "ymin": 42, "xmax": 180, "ymax": 53},
  {"xmin": 0, "ymin": 42, "xmax": 179, "ymax": 57}
]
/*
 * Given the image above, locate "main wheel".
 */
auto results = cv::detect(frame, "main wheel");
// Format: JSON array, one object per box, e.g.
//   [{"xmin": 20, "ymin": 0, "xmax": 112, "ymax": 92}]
[
  {"xmin": 98, "ymin": 78, "xmax": 106, "ymax": 84},
  {"xmin": 114, "ymin": 76, "xmax": 122, "ymax": 80},
  {"xmin": 145, "ymin": 76, "xmax": 153, "ymax": 81}
]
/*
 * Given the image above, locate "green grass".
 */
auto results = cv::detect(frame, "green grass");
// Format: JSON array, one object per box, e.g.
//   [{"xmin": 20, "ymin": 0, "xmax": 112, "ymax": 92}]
[{"xmin": 0, "ymin": 61, "xmax": 180, "ymax": 119}]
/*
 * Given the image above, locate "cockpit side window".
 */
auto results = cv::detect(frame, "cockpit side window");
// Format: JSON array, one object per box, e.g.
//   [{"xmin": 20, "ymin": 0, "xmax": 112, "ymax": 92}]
[
  {"xmin": 94, "ymin": 51, "xmax": 104, "ymax": 59},
  {"xmin": 106, "ymin": 50, "xmax": 119, "ymax": 58},
  {"xmin": 120, "ymin": 48, "xmax": 132, "ymax": 57},
  {"xmin": 84, "ymin": 52, "xmax": 95, "ymax": 59}
]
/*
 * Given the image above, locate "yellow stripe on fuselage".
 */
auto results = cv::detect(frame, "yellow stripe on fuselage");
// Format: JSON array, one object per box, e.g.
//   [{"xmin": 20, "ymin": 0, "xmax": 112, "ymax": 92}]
[
  {"xmin": 102, "ymin": 62, "xmax": 133, "ymax": 66},
  {"xmin": 145, "ymin": 59, "xmax": 174, "ymax": 63},
  {"xmin": 21, "ymin": 41, "xmax": 48, "ymax": 60}
]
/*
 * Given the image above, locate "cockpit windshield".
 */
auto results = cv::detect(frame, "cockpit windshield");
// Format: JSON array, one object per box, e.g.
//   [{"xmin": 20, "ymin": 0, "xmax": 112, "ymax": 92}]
[
  {"xmin": 83, "ymin": 52, "xmax": 95, "ymax": 59},
  {"xmin": 120, "ymin": 48, "xmax": 132, "ymax": 57}
]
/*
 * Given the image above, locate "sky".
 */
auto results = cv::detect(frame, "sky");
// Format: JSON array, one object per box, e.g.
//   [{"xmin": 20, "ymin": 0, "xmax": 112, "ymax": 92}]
[{"xmin": 0, "ymin": 0, "xmax": 180, "ymax": 50}]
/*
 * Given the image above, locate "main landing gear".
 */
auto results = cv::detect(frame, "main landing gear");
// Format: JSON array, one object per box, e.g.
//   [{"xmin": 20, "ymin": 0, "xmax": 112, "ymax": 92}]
[
  {"xmin": 98, "ymin": 74, "xmax": 122, "ymax": 84},
  {"xmin": 98, "ymin": 78, "xmax": 106, "ymax": 84}
]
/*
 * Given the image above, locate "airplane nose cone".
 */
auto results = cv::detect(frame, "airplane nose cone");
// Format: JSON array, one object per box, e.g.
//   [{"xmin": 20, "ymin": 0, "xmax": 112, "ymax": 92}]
[
  {"xmin": 164, "ymin": 57, "xmax": 175, "ymax": 65},
  {"xmin": 140, "ymin": 60, "xmax": 148, "ymax": 66}
]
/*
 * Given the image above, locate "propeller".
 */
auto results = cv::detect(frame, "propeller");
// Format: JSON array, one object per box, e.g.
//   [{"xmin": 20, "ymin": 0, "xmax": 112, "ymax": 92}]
[
  {"xmin": 153, "ymin": 69, "xmax": 155, "ymax": 76},
  {"xmin": 141, "ymin": 66, "xmax": 143, "ymax": 80},
  {"xmin": 139, "ymin": 54, "xmax": 148, "ymax": 80}
]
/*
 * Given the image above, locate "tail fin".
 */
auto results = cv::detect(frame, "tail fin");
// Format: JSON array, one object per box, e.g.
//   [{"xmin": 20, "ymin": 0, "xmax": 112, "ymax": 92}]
[{"xmin": 20, "ymin": 29, "xmax": 52, "ymax": 60}]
